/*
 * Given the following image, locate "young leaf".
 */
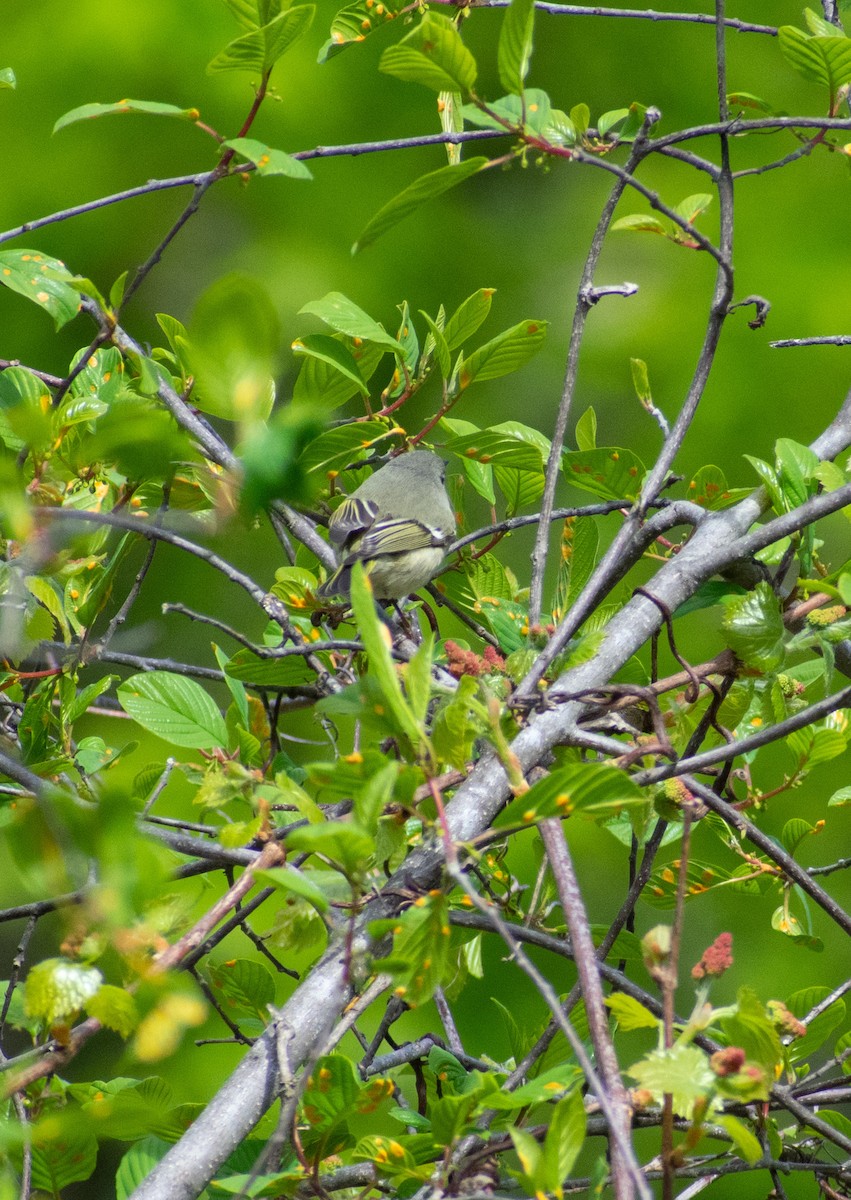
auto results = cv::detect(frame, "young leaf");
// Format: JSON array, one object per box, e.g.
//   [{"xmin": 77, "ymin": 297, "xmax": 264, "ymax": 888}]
[
  {"xmin": 444, "ymin": 287, "xmax": 496, "ymax": 350},
  {"xmin": 53, "ymin": 99, "xmax": 200, "ymax": 134},
  {"xmin": 498, "ymin": 0, "xmax": 535, "ymax": 95},
  {"xmin": 223, "ymin": 137, "xmax": 312, "ymax": 179},
  {"xmin": 380, "ymin": 13, "xmax": 477, "ymax": 94},
  {"xmin": 721, "ymin": 582, "xmax": 785, "ymax": 672},
  {"xmin": 353, "ymin": 158, "xmax": 488, "ymax": 253},
  {"xmin": 350, "ymin": 563, "xmax": 428, "ymax": 756},
  {"xmin": 255, "ymin": 865, "xmax": 330, "ymax": 914},
  {"xmin": 208, "ymin": 5, "xmax": 315, "ymax": 73}
]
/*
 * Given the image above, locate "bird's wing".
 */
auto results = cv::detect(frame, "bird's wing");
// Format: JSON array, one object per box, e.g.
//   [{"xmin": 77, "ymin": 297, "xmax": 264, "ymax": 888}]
[
  {"xmin": 328, "ymin": 496, "xmax": 380, "ymax": 545},
  {"xmin": 355, "ymin": 518, "xmax": 449, "ymax": 559}
]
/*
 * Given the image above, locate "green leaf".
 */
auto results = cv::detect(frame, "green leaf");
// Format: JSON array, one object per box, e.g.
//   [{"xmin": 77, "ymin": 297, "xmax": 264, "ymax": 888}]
[
  {"xmin": 721, "ymin": 987, "xmax": 782, "ymax": 1077},
  {"xmin": 715, "ymin": 1115, "xmax": 763, "ymax": 1164},
  {"xmin": 0, "ymin": 248, "xmax": 81, "ymax": 329},
  {"xmin": 255, "ymin": 865, "xmax": 330, "ymax": 914},
  {"xmin": 444, "ymin": 288, "xmax": 496, "ymax": 350},
  {"xmin": 208, "ymin": 5, "xmax": 315, "ymax": 73},
  {"xmin": 25, "ymin": 958, "xmax": 103, "ymax": 1024},
  {"xmin": 86, "ymin": 984, "xmax": 139, "ymax": 1037},
  {"xmin": 574, "ymin": 405, "xmax": 597, "ymax": 451},
  {"xmin": 117, "ymin": 671, "xmax": 228, "ymax": 749},
  {"xmin": 292, "ymin": 334, "xmax": 370, "ymax": 397},
  {"xmin": 778, "ymin": 25, "xmax": 851, "ymax": 101},
  {"xmin": 371, "ymin": 891, "xmax": 452, "ymax": 1006},
  {"xmin": 445, "ymin": 428, "xmax": 543, "ymax": 471},
  {"xmin": 462, "ymin": 89, "xmax": 552, "ymax": 135},
  {"xmin": 457, "ymin": 318, "xmax": 547, "ymax": 389},
  {"xmin": 286, "ymin": 820, "xmax": 374, "ymax": 877},
  {"xmin": 319, "ymin": 0, "xmax": 405, "ymax": 62},
  {"xmin": 188, "ymin": 273, "xmax": 280, "ymax": 421},
  {"xmin": 672, "ymin": 193, "xmax": 713, "ymax": 224},
  {"xmin": 562, "ymin": 446, "xmax": 646, "ymax": 501},
  {"xmin": 721, "ymin": 582, "xmax": 785, "ymax": 671},
  {"xmin": 543, "ymin": 1090, "xmax": 586, "ymax": 1192},
  {"xmin": 353, "ymin": 158, "xmax": 488, "ymax": 253},
  {"xmin": 605, "ymin": 993, "xmax": 659, "ymax": 1031},
  {"xmin": 0, "ymin": 68, "xmax": 16, "ymax": 90},
  {"xmin": 207, "ymin": 958, "xmax": 277, "ymax": 1017},
  {"xmin": 419, "ymin": 311, "xmax": 451, "ymax": 378},
  {"xmin": 611, "ymin": 213, "xmax": 668, "ymax": 236},
  {"xmin": 299, "ymin": 292, "xmax": 403, "ymax": 353},
  {"xmin": 53, "ymin": 99, "xmax": 200, "ymax": 134},
  {"xmin": 350, "ymin": 563, "xmax": 427, "ymax": 754},
  {"xmin": 498, "ymin": 0, "xmax": 535, "ymax": 95},
  {"xmin": 497, "ymin": 762, "xmax": 646, "ymax": 828},
  {"xmin": 380, "ymin": 13, "xmax": 478, "ymax": 94},
  {"xmin": 627, "ymin": 1043, "xmax": 716, "ymax": 1117},
  {"xmin": 293, "ymin": 332, "xmax": 384, "ymax": 410},
  {"xmin": 223, "ymin": 137, "xmax": 312, "ymax": 179},
  {"xmin": 31, "ymin": 1122, "xmax": 98, "ymax": 1193},
  {"xmin": 297, "ymin": 420, "xmax": 398, "ymax": 476},
  {"xmin": 116, "ymin": 1137, "xmax": 172, "ymax": 1200}
]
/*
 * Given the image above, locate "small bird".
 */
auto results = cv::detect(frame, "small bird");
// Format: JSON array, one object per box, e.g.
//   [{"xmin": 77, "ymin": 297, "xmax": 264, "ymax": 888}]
[{"xmin": 317, "ymin": 451, "xmax": 455, "ymax": 601}]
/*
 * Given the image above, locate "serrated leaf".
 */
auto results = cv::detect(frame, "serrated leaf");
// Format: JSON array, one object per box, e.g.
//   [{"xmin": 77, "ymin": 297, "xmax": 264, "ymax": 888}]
[
  {"xmin": 419, "ymin": 310, "xmax": 451, "ymax": 378},
  {"xmin": 627, "ymin": 1043, "xmax": 716, "ymax": 1117},
  {"xmin": 380, "ymin": 13, "xmax": 477, "ymax": 94},
  {"xmin": 672, "ymin": 192, "xmax": 712, "ymax": 224},
  {"xmin": 223, "ymin": 136, "xmax": 312, "ymax": 179},
  {"xmin": 721, "ymin": 582, "xmax": 785, "ymax": 671},
  {"xmin": 207, "ymin": 958, "xmax": 277, "ymax": 1016},
  {"xmin": 0, "ymin": 248, "xmax": 81, "ymax": 329},
  {"xmin": 25, "ymin": 958, "xmax": 103, "ymax": 1023},
  {"xmin": 297, "ymin": 420, "xmax": 397, "ymax": 476},
  {"xmin": 498, "ymin": 0, "xmax": 535, "ymax": 95},
  {"xmin": 54, "ymin": 99, "xmax": 200, "ymax": 134},
  {"xmin": 86, "ymin": 984, "xmax": 139, "ymax": 1037},
  {"xmin": 353, "ymin": 158, "xmax": 488, "ymax": 253},
  {"xmin": 117, "ymin": 671, "xmax": 228, "ymax": 749},
  {"xmin": 208, "ymin": 5, "xmax": 315, "ymax": 73}
]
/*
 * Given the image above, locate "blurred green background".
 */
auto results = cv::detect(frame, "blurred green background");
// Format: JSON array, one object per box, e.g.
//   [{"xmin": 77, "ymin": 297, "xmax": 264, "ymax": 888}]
[{"xmin": 2, "ymin": 2, "xmax": 851, "ymax": 1195}]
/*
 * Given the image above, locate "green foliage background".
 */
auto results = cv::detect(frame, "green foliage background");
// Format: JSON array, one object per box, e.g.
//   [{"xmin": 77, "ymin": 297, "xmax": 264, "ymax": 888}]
[{"xmin": 2, "ymin": 2, "xmax": 851, "ymax": 1195}]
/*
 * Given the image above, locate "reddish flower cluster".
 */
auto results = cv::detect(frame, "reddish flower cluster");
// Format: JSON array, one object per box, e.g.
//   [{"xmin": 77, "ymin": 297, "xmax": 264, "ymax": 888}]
[
  {"xmin": 691, "ymin": 931, "xmax": 733, "ymax": 980},
  {"xmin": 710, "ymin": 1047, "xmax": 746, "ymax": 1076},
  {"xmin": 444, "ymin": 640, "xmax": 506, "ymax": 679}
]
